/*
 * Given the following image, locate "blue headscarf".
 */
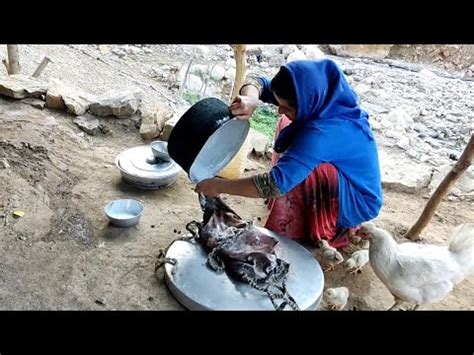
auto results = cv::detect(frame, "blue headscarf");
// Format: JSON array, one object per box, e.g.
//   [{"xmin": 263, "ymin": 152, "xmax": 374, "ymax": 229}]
[
  {"xmin": 273, "ymin": 59, "xmax": 373, "ymax": 154},
  {"xmin": 266, "ymin": 59, "xmax": 382, "ymax": 228}
]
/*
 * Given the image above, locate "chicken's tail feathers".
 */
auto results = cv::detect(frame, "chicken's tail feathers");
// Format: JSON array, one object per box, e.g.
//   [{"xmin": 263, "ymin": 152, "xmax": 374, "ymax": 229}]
[
  {"xmin": 449, "ymin": 223, "xmax": 474, "ymax": 274},
  {"xmin": 449, "ymin": 224, "xmax": 474, "ymax": 253}
]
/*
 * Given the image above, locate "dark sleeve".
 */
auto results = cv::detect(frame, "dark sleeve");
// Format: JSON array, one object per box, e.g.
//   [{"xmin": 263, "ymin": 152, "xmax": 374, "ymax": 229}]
[
  {"xmin": 239, "ymin": 75, "xmax": 279, "ymax": 106},
  {"xmin": 256, "ymin": 77, "xmax": 279, "ymax": 106}
]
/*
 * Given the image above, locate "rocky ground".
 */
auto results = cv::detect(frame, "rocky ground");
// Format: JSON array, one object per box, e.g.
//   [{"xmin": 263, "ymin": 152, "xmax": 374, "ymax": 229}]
[{"xmin": 0, "ymin": 44, "xmax": 472, "ymax": 310}]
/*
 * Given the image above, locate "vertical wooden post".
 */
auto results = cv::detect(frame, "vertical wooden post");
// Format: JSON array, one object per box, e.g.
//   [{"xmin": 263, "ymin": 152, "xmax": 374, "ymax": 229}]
[
  {"xmin": 7, "ymin": 45, "xmax": 21, "ymax": 74},
  {"xmin": 231, "ymin": 44, "xmax": 247, "ymax": 100},
  {"xmin": 217, "ymin": 45, "xmax": 248, "ymax": 180}
]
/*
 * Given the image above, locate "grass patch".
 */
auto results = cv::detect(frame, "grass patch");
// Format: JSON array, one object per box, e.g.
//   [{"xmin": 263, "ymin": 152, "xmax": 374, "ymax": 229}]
[
  {"xmin": 250, "ymin": 105, "xmax": 279, "ymax": 139},
  {"xmin": 183, "ymin": 91, "xmax": 201, "ymax": 105}
]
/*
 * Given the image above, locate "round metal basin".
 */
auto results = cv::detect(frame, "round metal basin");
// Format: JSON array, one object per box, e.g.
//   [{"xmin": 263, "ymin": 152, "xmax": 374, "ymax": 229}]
[{"xmin": 163, "ymin": 227, "xmax": 324, "ymax": 311}]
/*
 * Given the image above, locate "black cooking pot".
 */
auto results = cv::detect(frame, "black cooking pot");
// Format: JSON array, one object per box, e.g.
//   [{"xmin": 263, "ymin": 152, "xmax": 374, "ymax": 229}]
[{"xmin": 168, "ymin": 97, "xmax": 250, "ymax": 183}]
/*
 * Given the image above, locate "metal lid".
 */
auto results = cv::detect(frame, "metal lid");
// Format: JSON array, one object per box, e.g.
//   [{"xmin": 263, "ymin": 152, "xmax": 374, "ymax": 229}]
[{"xmin": 163, "ymin": 227, "xmax": 324, "ymax": 310}]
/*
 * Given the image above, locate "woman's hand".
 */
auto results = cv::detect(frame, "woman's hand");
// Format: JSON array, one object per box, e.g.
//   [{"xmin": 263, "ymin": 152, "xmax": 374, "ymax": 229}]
[
  {"xmin": 229, "ymin": 95, "xmax": 259, "ymax": 120},
  {"xmin": 194, "ymin": 178, "xmax": 223, "ymax": 197}
]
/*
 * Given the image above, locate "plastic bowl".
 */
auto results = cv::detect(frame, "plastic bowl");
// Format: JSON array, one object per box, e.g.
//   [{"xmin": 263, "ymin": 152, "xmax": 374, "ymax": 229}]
[{"xmin": 104, "ymin": 199, "xmax": 144, "ymax": 227}]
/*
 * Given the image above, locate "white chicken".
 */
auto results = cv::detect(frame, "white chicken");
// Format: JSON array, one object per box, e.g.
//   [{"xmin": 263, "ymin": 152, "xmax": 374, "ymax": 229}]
[
  {"xmin": 343, "ymin": 249, "xmax": 370, "ymax": 275},
  {"xmin": 319, "ymin": 240, "xmax": 344, "ymax": 272},
  {"xmin": 324, "ymin": 287, "xmax": 349, "ymax": 310},
  {"xmin": 359, "ymin": 222, "xmax": 474, "ymax": 310}
]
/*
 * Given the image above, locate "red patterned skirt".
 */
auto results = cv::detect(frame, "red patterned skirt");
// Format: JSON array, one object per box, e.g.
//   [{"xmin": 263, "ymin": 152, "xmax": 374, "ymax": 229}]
[{"xmin": 264, "ymin": 115, "xmax": 357, "ymax": 249}]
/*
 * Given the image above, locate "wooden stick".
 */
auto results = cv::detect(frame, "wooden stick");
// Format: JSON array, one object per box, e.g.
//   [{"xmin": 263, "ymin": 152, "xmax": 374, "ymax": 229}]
[
  {"xmin": 7, "ymin": 45, "xmax": 20, "ymax": 74},
  {"xmin": 230, "ymin": 44, "xmax": 247, "ymax": 100},
  {"xmin": 178, "ymin": 59, "xmax": 193, "ymax": 96},
  {"xmin": 404, "ymin": 133, "xmax": 474, "ymax": 240},
  {"xmin": 201, "ymin": 63, "xmax": 216, "ymax": 97},
  {"xmin": 149, "ymin": 84, "xmax": 177, "ymax": 112},
  {"xmin": 32, "ymin": 56, "xmax": 51, "ymax": 78}
]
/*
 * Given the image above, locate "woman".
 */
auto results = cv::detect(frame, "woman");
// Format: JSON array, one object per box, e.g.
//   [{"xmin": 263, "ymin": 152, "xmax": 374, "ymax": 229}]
[{"xmin": 195, "ymin": 59, "xmax": 383, "ymax": 249}]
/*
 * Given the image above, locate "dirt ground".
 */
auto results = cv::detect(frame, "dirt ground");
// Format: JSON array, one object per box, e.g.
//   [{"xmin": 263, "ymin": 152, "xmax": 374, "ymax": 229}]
[{"xmin": 0, "ymin": 96, "xmax": 473, "ymax": 310}]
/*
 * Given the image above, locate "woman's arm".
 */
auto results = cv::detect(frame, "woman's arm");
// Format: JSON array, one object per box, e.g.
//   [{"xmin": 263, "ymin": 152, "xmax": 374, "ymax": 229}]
[
  {"xmin": 230, "ymin": 76, "xmax": 278, "ymax": 120},
  {"xmin": 254, "ymin": 76, "xmax": 279, "ymax": 106},
  {"xmin": 195, "ymin": 173, "xmax": 283, "ymax": 199},
  {"xmin": 195, "ymin": 177, "xmax": 260, "ymax": 197}
]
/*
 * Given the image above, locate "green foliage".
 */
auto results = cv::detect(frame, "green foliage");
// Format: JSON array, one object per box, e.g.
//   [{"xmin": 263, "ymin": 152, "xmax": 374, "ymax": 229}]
[
  {"xmin": 183, "ymin": 91, "xmax": 201, "ymax": 105},
  {"xmin": 250, "ymin": 105, "xmax": 279, "ymax": 139}
]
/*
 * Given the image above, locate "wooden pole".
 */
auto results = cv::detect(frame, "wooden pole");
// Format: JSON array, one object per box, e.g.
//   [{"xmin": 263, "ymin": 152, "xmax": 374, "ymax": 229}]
[
  {"xmin": 404, "ymin": 134, "xmax": 474, "ymax": 240},
  {"xmin": 230, "ymin": 44, "xmax": 247, "ymax": 100},
  {"xmin": 32, "ymin": 56, "xmax": 51, "ymax": 78},
  {"xmin": 217, "ymin": 45, "xmax": 248, "ymax": 180},
  {"xmin": 7, "ymin": 45, "xmax": 20, "ymax": 74}
]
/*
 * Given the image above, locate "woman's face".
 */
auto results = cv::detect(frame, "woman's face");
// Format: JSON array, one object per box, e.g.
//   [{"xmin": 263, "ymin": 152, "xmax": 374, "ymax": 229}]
[{"xmin": 274, "ymin": 92, "xmax": 297, "ymax": 121}]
